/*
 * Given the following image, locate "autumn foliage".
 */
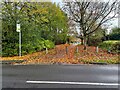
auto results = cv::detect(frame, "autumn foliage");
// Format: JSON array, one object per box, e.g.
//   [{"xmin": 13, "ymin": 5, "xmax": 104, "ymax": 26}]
[{"xmin": 2, "ymin": 44, "xmax": 119, "ymax": 65}]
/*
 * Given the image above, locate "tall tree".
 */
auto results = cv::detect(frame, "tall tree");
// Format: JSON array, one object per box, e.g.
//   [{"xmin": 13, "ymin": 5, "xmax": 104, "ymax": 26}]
[
  {"xmin": 2, "ymin": 2, "xmax": 68, "ymax": 56},
  {"xmin": 63, "ymin": 0, "xmax": 118, "ymax": 50},
  {"xmin": 28, "ymin": 2, "xmax": 68, "ymax": 44}
]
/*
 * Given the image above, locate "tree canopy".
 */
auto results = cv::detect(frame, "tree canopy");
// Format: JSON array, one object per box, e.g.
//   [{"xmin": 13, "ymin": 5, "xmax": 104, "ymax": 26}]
[{"xmin": 2, "ymin": 2, "xmax": 68, "ymax": 56}]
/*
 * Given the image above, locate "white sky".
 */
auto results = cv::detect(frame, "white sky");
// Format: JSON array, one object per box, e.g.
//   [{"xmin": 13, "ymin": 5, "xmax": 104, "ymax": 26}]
[{"xmin": 52, "ymin": 0, "xmax": 118, "ymax": 34}]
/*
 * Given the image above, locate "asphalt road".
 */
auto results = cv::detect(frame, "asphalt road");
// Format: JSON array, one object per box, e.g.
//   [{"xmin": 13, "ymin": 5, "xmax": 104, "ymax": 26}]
[{"xmin": 2, "ymin": 64, "xmax": 119, "ymax": 88}]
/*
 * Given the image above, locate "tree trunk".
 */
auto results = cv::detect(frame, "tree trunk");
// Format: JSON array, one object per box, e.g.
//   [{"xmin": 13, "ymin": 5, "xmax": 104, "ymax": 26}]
[
  {"xmin": 81, "ymin": 38, "xmax": 84, "ymax": 45},
  {"xmin": 87, "ymin": 35, "xmax": 90, "ymax": 46},
  {"xmin": 83, "ymin": 36, "xmax": 87, "ymax": 50}
]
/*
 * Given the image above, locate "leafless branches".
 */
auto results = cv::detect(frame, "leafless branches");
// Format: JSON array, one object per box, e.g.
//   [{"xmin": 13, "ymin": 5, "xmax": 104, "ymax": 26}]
[{"xmin": 62, "ymin": 0, "xmax": 118, "ymax": 49}]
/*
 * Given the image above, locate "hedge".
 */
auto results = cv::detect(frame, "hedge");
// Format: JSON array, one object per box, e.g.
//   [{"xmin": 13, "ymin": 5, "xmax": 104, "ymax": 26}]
[
  {"xmin": 99, "ymin": 40, "xmax": 120, "ymax": 53},
  {"xmin": 2, "ymin": 39, "xmax": 55, "ymax": 57}
]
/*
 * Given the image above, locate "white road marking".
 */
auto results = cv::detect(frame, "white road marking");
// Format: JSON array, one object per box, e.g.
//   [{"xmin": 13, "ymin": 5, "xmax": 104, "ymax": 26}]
[{"xmin": 26, "ymin": 81, "xmax": 119, "ymax": 86}]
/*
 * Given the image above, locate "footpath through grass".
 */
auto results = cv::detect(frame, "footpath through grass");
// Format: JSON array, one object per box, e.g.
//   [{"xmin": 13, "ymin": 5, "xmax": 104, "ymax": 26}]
[{"xmin": 1, "ymin": 44, "xmax": 119, "ymax": 65}]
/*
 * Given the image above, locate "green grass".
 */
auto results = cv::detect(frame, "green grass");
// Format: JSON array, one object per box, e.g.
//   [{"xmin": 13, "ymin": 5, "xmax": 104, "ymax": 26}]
[{"xmin": 79, "ymin": 58, "xmax": 119, "ymax": 64}]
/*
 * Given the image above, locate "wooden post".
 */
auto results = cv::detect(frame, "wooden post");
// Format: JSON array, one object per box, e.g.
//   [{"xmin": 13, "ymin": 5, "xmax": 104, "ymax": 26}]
[
  {"xmin": 66, "ymin": 46, "xmax": 68, "ymax": 55},
  {"xmin": 76, "ymin": 46, "xmax": 78, "ymax": 53},
  {"xmin": 96, "ymin": 46, "xmax": 99, "ymax": 53},
  {"xmin": 46, "ymin": 48, "xmax": 48, "ymax": 54}
]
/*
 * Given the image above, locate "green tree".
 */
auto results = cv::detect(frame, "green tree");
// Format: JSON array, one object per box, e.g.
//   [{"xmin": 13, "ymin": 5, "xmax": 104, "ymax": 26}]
[
  {"xmin": 2, "ymin": 2, "xmax": 68, "ymax": 56},
  {"xmin": 27, "ymin": 2, "xmax": 68, "ymax": 44},
  {"xmin": 109, "ymin": 27, "xmax": 120, "ymax": 40}
]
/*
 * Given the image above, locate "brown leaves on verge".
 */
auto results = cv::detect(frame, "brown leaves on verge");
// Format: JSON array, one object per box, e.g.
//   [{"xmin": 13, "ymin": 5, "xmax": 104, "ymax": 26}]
[{"xmin": 1, "ymin": 44, "xmax": 119, "ymax": 65}]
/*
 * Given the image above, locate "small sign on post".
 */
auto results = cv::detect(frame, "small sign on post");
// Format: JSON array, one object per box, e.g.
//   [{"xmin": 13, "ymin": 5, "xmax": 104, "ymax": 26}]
[{"xmin": 16, "ymin": 24, "xmax": 20, "ymax": 32}]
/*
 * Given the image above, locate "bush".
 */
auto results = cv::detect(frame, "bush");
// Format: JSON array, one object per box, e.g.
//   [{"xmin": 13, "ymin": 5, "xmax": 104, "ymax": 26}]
[
  {"xmin": 22, "ymin": 43, "xmax": 36, "ymax": 55},
  {"xmin": 2, "ymin": 43, "xmax": 19, "ymax": 57},
  {"xmin": 99, "ymin": 40, "xmax": 120, "ymax": 53},
  {"xmin": 111, "ymin": 42, "xmax": 120, "ymax": 53},
  {"xmin": 2, "ymin": 39, "xmax": 55, "ymax": 57},
  {"xmin": 44, "ymin": 40, "xmax": 55, "ymax": 49}
]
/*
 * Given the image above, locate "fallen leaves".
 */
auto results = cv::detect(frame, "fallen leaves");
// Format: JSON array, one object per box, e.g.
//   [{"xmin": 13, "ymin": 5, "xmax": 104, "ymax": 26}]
[{"xmin": 1, "ymin": 44, "xmax": 119, "ymax": 65}]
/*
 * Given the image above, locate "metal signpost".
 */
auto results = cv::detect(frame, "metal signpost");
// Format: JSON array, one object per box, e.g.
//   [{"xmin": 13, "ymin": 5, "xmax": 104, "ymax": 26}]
[{"xmin": 16, "ymin": 24, "xmax": 21, "ymax": 56}]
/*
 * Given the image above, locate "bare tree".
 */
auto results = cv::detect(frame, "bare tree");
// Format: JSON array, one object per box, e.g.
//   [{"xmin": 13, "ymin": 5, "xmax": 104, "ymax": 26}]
[
  {"xmin": 62, "ymin": 0, "xmax": 118, "ymax": 50},
  {"xmin": 68, "ymin": 20, "xmax": 78, "ymax": 36}
]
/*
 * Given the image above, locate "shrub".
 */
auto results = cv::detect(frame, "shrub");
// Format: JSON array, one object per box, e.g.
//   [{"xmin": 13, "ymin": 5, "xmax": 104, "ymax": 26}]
[
  {"xmin": 111, "ymin": 42, "xmax": 120, "ymax": 53},
  {"xmin": 99, "ymin": 40, "xmax": 120, "ymax": 53},
  {"xmin": 2, "ymin": 43, "xmax": 19, "ymax": 57},
  {"xmin": 44, "ymin": 40, "xmax": 55, "ymax": 49},
  {"xmin": 2, "ymin": 39, "xmax": 55, "ymax": 57},
  {"xmin": 22, "ymin": 43, "xmax": 36, "ymax": 55},
  {"xmin": 37, "ymin": 39, "xmax": 46, "ymax": 51}
]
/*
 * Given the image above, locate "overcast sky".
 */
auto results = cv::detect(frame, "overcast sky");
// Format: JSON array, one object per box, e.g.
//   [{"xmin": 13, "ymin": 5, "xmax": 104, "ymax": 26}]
[{"xmin": 52, "ymin": 0, "xmax": 118, "ymax": 34}]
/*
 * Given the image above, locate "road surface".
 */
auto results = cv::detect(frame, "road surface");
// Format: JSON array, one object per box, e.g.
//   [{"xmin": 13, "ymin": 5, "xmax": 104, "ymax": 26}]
[{"xmin": 2, "ymin": 64, "xmax": 119, "ymax": 88}]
